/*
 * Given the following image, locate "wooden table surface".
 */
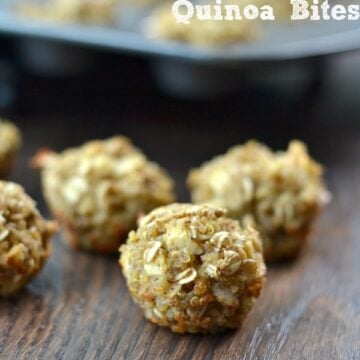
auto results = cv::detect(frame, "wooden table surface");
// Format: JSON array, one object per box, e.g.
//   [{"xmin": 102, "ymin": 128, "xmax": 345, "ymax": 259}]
[{"xmin": 0, "ymin": 46, "xmax": 359, "ymax": 359}]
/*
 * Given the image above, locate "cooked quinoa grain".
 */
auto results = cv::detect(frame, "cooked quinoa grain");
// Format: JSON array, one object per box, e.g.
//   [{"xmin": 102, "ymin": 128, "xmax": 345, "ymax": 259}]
[
  {"xmin": 33, "ymin": 136, "xmax": 175, "ymax": 253},
  {"xmin": 0, "ymin": 120, "xmax": 21, "ymax": 179},
  {"xmin": 0, "ymin": 181, "xmax": 57, "ymax": 297},
  {"xmin": 188, "ymin": 141, "xmax": 330, "ymax": 262},
  {"xmin": 120, "ymin": 203, "xmax": 266, "ymax": 333}
]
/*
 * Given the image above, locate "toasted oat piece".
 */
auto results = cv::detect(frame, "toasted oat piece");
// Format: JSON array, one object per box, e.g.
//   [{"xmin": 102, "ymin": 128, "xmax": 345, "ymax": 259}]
[
  {"xmin": 18, "ymin": 0, "xmax": 119, "ymax": 24},
  {"xmin": 0, "ymin": 181, "xmax": 57, "ymax": 297},
  {"xmin": 188, "ymin": 141, "xmax": 330, "ymax": 262},
  {"xmin": 0, "ymin": 120, "xmax": 21, "ymax": 179},
  {"xmin": 120, "ymin": 203, "xmax": 266, "ymax": 333},
  {"xmin": 33, "ymin": 136, "xmax": 176, "ymax": 254}
]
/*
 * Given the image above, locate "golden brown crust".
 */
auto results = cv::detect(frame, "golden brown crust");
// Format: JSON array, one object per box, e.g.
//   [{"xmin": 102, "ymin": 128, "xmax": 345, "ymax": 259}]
[
  {"xmin": 0, "ymin": 181, "xmax": 58, "ymax": 297},
  {"xmin": 187, "ymin": 140, "xmax": 330, "ymax": 262},
  {"xmin": 31, "ymin": 148, "xmax": 56, "ymax": 169},
  {"xmin": 0, "ymin": 120, "xmax": 21, "ymax": 179},
  {"xmin": 0, "ymin": 154, "xmax": 15, "ymax": 180},
  {"xmin": 120, "ymin": 203, "xmax": 266, "ymax": 333},
  {"xmin": 35, "ymin": 136, "xmax": 176, "ymax": 253},
  {"xmin": 55, "ymin": 211, "xmax": 131, "ymax": 254}
]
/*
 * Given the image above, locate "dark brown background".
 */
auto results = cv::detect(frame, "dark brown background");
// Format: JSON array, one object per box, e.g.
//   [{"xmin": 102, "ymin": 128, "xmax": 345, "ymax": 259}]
[{"xmin": 0, "ymin": 39, "xmax": 359, "ymax": 359}]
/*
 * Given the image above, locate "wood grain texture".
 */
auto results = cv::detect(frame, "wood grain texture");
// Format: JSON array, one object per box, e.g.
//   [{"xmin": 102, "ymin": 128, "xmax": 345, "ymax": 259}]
[{"xmin": 0, "ymin": 49, "xmax": 360, "ymax": 360}]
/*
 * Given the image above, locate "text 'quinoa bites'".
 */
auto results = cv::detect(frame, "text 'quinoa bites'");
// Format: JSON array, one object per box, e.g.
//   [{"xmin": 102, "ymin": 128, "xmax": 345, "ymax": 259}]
[
  {"xmin": 0, "ymin": 181, "xmax": 57, "ymax": 297},
  {"xmin": 188, "ymin": 141, "xmax": 330, "ymax": 262},
  {"xmin": 145, "ymin": 0, "xmax": 292, "ymax": 47},
  {"xmin": 0, "ymin": 120, "xmax": 22, "ymax": 179},
  {"xmin": 33, "ymin": 136, "xmax": 176, "ymax": 254},
  {"xmin": 120, "ymin": 203, "xmax": 266, "ymax": 334}
]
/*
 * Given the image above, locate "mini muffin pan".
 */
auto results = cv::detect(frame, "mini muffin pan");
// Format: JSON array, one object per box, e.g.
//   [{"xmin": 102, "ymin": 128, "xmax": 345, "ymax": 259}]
[{"xmin": 1, "ymin": 1, "xmax": 360, "ymax": 96}]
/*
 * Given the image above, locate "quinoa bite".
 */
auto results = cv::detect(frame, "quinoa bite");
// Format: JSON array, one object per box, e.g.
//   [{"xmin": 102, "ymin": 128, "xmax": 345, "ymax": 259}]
[
  {"xmin": 0, "ymin": 120, "xmax": 21, "ymax": 179},
  {"xmin": 187, "ymin": 141, "xmax": 330, "ymax": 262},
  {"xmin": 120, "ymin": 203, "xmax": 266, "ymax": 333},
  {"xmin": 145, "ymin": 0, "xmax": 292, "ymax": 46},
  {"xmin": 0, "ymin": 181, "xmax": 57, "ymax": 297},
  {"xmin": 33, "ymin": 136, "xmax": 176, "ymax": 253},
  {"xmin": 18, "ymin": 0, "xmax": 119, "ymax": 24},
  {"xmin": 146, "ymin": 3, "xmax": 260, "ymax": 46}
]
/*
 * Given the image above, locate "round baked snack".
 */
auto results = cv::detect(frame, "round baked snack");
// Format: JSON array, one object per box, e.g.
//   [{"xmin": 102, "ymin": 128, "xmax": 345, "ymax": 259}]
[
  {"xmin": 145, "ymin": 0, "xmax": 293, "ymax": 47},
  {"xmin": 33, "ymin": 136, "xmax": 176, "ymax": 254},
  {"xmin": 120, "ymin": 203, "xmax": 266, "ymax": 333},
  {"xmin": 0, "ymin": 120, "xmax": 21, "ymax": 179},
  {"xmin": 18, "ymin": 0, "xmax": 119, "ymax": 25},
  {"xmin": 0, "ymin": 181, "xmax": 57, "ymax": 297},
  {"xmin": 146, "ymin": 3, "xmax": 260, "ymax": 46},
  {"xmin": 188, "ymin": 141, "xmax": 330, "ymax": 262}
]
